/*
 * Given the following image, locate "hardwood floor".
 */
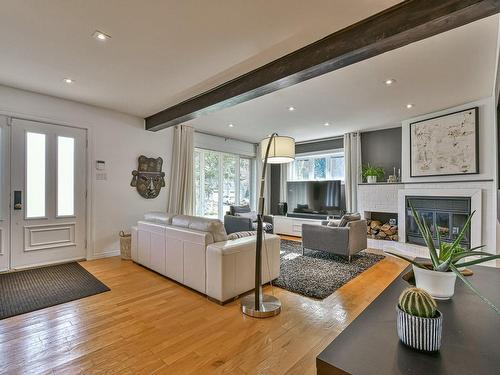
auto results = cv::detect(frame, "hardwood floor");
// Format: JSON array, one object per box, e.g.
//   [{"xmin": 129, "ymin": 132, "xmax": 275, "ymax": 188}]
[{"xmin": 0, "ymin": 251, "xmax": 407, "ymax": 374}]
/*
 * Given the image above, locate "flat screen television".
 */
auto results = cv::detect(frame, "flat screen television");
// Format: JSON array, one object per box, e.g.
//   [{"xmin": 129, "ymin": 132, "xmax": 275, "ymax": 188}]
[{"xmin": 287, "ymin": 180, "xmax": 341, "ymax": 215}]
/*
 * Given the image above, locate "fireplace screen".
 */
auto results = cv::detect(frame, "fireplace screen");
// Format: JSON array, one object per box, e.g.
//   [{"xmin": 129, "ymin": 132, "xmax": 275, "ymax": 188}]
[{"xmin": 406, "ymin": 196, "xmax": 471, "ymax": 249}]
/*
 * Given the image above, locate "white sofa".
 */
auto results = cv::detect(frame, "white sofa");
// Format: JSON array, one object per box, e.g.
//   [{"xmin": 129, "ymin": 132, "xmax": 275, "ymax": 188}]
[{"xmin": 131, "ymin": 212, "xmax": 281, "ymax": 303}]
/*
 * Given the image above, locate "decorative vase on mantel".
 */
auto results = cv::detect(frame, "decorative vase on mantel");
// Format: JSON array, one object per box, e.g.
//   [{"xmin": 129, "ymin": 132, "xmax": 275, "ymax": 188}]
[{"xmin": 367, "ymin": 175, "xmax": 377, "ymax": 183}]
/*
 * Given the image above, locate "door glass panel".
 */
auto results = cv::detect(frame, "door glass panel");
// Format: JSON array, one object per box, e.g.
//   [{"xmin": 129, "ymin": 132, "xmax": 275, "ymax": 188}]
[
  {"xmin": 57, "ymin": 136, "xmax": 75, "ymax": 216},
  {"xmin": 239, "ymin": 158, "xmax": 251, "ymax": 206},
  {"xmin": 203, "ymin": 151, "xmax": 220, "ymax": 218},
  {"xmin": 26, "ymin": 132, "xmax": 46, "ymax": 218},
  {"xmin": 222, "ymin": 154, "xmax": 237, "ymax": 215},
  {"xmin": 193, "ymin": 150, "xmax": 203, "ymax": 216},
  {"xmin": 436, "ymin": 213, "xmax": 450, "ymax": 241}
]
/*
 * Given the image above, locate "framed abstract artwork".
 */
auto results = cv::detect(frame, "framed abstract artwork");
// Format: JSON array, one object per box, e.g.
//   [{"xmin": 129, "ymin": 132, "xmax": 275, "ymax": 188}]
[{"xmin": 410, "ymin": 107, "xmax": 479, "ymax": 177}]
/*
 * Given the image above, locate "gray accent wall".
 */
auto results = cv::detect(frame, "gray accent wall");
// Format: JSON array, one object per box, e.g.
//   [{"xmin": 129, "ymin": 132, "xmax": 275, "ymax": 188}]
[{"xmin": 361, "ymin": 127, "xmax": 402, "ymax": 177}]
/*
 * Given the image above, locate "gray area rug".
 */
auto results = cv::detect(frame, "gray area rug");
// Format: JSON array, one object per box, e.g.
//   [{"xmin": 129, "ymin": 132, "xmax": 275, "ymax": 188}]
[
  {"xmin": 274, "ymin": 240, "xmax": 384, "ymax": 299},
  {"xmin": 0, "ymin": 262, "xmax": 110, "ymax": 320}
]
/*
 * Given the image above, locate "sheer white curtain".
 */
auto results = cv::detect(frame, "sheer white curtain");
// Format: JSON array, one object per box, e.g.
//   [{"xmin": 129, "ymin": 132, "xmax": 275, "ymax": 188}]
[
  {"xmin": 344, "ymin": 132, "xmax": 361, "ymax": 213},
  {"xmin": 167, "ymin": 125, "xmax": 194, "ymax": 215},
  {"xmin": 256, "ymin": 142, "xmax": 271, "ymax": 214}
]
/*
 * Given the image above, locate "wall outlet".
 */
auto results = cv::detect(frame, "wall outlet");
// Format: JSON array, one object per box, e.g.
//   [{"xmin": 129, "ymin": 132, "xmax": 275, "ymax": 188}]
[{"xmin": 96, "ymin": 172, "xmax": 107, "ymax": 181}]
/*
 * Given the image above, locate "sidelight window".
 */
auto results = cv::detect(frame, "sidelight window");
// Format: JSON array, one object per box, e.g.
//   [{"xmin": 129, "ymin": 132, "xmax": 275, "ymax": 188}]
[
  {"xmin": 26, "ymin": 132, "xmax": 46, "ymax": 218},
  {"xmin": 57, "ymin": 136, "xmax": 75, "ymax": 216}
]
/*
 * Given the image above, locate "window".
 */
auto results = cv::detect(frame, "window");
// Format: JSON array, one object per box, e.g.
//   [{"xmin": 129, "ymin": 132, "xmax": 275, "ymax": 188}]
[
  {"xmin": 26, "ymin": 132, "xmax": 46, "ymax": 218},
  {"xmin": 288, "ymin": 151, "xmax": 344, "ymax": 182},
  {"xmin": 57, "ymin": 136, "xmax": 75, "ymax": 216},
  {"xmin": 194, "ymin": 148, "xmax": 255, "ymax": 219}
]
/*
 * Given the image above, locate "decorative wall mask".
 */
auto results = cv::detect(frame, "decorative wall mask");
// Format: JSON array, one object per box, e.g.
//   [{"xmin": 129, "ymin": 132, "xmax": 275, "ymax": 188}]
[{"xmin": 130, "ymin": 155, "xmax": 165, "ymax": 199}]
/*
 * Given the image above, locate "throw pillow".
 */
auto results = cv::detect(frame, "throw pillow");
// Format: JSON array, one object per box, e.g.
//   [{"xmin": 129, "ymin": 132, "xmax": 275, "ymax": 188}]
[
  {"xmin": 237, "ymin": 211, "xmax": 258, "ymax": 222},
  {"xmin": 339, "ymin": 213, "xmax": 361, "ymax": 227},
  {"xmin": 231, "ymin": 205, "xmax": 251, "ymax": 215},
  {"xmin": 326, "ymin": 219, "xmax": 341, "ymax": 227},
  {"xmin": 228, "ymin": 231, "xmax": 257, "ymax": 240}
]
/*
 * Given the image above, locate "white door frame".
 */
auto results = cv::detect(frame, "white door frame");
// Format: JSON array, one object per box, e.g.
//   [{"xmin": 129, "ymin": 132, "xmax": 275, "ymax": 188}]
[{"xmin": 1, "ymin": 114, "xmax": 93, "ymax": 269}]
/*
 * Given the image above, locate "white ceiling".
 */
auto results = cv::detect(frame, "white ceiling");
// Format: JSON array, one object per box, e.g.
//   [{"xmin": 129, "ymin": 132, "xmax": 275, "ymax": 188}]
[
  {"xmin": 189, "ymin": 15, "xmax": 500, "ymax": 142},
  {"xmin": 0, "ymin": 0, "xmax": 400, "ymax": 118}
]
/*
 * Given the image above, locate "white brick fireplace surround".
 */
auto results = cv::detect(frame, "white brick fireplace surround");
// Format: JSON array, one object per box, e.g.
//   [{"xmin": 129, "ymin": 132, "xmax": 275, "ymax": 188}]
[{"xmin": 358, "ymin": 183, "xmax": 490, "ymax": 258}]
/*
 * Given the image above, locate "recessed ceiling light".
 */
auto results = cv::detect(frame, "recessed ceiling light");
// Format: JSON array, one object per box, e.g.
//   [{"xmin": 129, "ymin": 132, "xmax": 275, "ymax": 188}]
[
  {"xmin": 228, "ymin": 123, "xmax": 234, "ymax": 128},
  {"xmin": 324, "ymin": 122, "xmax": 330, "ymax": 126},
  {"xmin": 406, "ymin": 103, "xmax": 414, "ymax": 109},
  {"xmin": 385, "ymin": 79, "xmax": 396, "ymax": 86},
  {"xmin": 92, "ymin": 30, "xmax": 111, "ymax": 41},
  {"xmin": 288, "ymin": 106, "xmax": 295, "ymax": 111},
  {"xmin": 63, "ymin": 78, "xmax": 74, "ymax": 84}
]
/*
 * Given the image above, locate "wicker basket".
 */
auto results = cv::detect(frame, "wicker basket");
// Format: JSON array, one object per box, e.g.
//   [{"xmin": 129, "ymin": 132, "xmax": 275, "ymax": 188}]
[{"xmin": 119, "ymin": 231, "xmax": 132, "ymax": 260}]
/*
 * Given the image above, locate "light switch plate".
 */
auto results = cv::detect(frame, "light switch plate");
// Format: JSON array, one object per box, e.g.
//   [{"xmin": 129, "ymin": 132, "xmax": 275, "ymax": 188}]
[{"xmin": 96, "ymin": 172, "xmax": 107, "ymax": 181}]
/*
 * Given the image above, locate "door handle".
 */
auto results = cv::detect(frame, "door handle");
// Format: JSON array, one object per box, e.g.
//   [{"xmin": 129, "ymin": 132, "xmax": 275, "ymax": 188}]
[{"xmin": 13, "ymin": 190, "xmax": 22, "ymax": 210}]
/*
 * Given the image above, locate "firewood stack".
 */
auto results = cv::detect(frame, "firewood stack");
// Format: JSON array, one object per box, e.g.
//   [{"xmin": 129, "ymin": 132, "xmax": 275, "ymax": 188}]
[{"xmin": 366, "ymin": 219, "xmax": 398, "ymax": 241}]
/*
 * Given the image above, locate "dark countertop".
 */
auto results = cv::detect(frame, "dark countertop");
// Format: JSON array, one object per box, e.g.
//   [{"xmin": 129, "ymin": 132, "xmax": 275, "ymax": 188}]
[{"xmin": 316, "ymin": 265, "xmax": 500, "ymax": 375}]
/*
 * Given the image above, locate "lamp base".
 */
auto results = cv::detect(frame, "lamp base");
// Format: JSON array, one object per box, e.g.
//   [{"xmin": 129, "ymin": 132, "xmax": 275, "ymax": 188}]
[{"xmin": 240, "ymin": 294, "xmax": 281, "ymax": 318}]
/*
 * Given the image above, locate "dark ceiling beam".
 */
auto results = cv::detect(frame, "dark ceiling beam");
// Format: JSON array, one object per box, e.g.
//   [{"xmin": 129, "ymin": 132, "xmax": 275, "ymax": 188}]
[{"xmin": 146, "ymin": 0, "xmax": 500, "ymax": 131}]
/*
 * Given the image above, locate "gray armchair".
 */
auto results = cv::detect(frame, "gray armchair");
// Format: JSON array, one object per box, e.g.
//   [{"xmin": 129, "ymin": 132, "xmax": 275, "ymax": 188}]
[
  {"xmin": 223, "ymin": 205, "xmax": 274, "ymax": 234},
  {"xmin": 301, "ymin": 219, "xmax": 367, "ymax": 262}
]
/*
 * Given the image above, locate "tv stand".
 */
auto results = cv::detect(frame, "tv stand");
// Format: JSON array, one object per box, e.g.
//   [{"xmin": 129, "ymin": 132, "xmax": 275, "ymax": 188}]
[
  {"xmin": 273, "ymin": 215, "xmax": 324, "ymax": 237},
  {"xmin": 287, "ymin": 213, "xmax": 329, "ymax": 220}
]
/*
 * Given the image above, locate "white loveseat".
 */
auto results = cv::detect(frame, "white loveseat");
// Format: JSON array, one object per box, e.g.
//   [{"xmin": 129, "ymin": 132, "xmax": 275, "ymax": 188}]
[{"xmin": 131, "ymin": 212, "xmax": 281, "ymax": 303}]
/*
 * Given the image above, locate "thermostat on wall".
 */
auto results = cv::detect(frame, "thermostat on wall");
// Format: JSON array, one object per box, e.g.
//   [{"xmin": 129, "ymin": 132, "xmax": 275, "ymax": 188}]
[{"xmin": 96, "ymin": 160, "xmax": 106, "ymax": 170}]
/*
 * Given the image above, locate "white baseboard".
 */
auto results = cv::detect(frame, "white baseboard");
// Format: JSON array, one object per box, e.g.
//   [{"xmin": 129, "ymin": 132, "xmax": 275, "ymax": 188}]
[{"xmin": 87, "ymin": 250, "xmax": 120, "ymax": 260}]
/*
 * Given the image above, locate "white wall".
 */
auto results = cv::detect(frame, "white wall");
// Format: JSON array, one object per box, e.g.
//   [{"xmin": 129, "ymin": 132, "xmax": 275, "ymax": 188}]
[
  {"xmin": 402, "ymin": 97, "xmax": 495, "ymax": 183},
  {"xmin": 401, "ymin": 97, "xmax": 498, "ymax": 255},
  {"xmin": 0, "ymin": 85, "xmax": 173, "ymax": 259}
]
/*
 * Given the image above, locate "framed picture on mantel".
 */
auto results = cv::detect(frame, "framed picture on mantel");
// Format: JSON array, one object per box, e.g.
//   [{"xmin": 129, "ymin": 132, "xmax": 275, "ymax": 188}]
[{"xmin": 410, "ymin": 107, "xmax": 479, "ymax": 177}]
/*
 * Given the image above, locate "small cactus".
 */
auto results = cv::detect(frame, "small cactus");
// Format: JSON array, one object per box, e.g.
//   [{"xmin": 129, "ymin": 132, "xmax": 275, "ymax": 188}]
[{"xmin": 398, "ymin": 287, "xmax": 437, "ymax": 318}]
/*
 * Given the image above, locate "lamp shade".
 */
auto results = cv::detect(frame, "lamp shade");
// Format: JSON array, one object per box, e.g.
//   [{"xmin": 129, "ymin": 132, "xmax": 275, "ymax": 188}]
[{"xmin": 260, "ymin": 135, "xmax": 295, "ymax": 164}]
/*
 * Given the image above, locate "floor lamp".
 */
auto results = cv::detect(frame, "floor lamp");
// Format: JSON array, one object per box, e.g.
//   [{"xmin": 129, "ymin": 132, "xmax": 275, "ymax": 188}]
[{"xmin": 241, "ymin": 133, "xmax": 295, "ymax": 318}]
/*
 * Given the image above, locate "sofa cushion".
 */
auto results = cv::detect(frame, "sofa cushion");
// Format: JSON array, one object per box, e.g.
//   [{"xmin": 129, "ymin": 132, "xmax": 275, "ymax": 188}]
[
  {"xmin": 326, "ymin": 219, "xmax": 341, "ymax": 227},
  {"xmin": 172, "ymin": 215, "xmax": 228, "ymax": 242},
  {"xmin": 227, "ymin": 231, "xmax": 257, "ymax": 240},
  {"xmin": 339, "ymin": 213, "xmax": 361, "ymax": 227},
  {"xmin": 230, "ymin": 205, "xmax": 252, "ymax": 215},
  {"xmin": 236, "ymin": 211, "xmax": 258, "ymax": 222},
  {"xmin": 143, "ymin": 211, "xmax": 175, "ymax": 224}
]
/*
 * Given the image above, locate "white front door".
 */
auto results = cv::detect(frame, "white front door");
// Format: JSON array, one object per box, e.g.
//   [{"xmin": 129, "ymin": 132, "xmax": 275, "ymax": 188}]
[
  {"xmin": 10, "ymin": 118, "xmax": 87, "ymax": 269},
  {"xmin": 0, "ymin": 116, "xmax": 10, "ymax": 271}
]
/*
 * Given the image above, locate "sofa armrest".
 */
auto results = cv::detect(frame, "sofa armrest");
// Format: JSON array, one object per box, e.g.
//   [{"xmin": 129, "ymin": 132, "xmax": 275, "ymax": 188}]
[
  {"xmin": 224, "ymin": 215, "xmax": 253, "ymax": 234},
  {"xmin": 347, "ymin": 220, "xmax": 368, "ymax": 254},
  {"xmin": 262, "ymin": 215, "xmax": 274, "ymax": 225},
  {"xmin": 206, "ymin": 234, "xmax": 281, "ymax": 302}
]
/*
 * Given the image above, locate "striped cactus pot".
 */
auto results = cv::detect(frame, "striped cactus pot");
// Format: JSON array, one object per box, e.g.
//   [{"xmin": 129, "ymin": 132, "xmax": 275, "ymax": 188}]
[{"xmin": 396, "ymin": 306, "xmax": 442, "ymax": 352}]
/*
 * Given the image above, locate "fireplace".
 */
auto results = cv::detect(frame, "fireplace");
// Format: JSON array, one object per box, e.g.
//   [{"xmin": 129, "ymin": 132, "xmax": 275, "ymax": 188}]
[{"xmin": 405, "ymin": 196, "xmax": 471, "ymax": 249}]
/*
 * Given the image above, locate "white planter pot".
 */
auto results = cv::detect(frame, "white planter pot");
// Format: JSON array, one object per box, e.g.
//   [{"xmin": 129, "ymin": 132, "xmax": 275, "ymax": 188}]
[
  {"xmin": 367, "ymin": 175, "xmax": 377, "ymax": 183},
  {"xmin": 413, "ymin": 265, "xmax": 457, "ymax": 300}
]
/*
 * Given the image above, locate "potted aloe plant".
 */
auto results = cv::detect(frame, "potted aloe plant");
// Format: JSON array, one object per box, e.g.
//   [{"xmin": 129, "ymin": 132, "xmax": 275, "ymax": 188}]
[
  {"xmin": 388, "ymin": 202, "xmax": 500, "ymax": 315},
  {"xmin": 362, "ymin": 164, "xmax": 384, "ymax": 183}
]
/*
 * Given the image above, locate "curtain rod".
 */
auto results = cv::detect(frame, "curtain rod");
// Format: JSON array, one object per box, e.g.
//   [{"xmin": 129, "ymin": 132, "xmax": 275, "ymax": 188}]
[
  {"xmin": 195, "ymin": 130, "xmax": 344, "ymax": 146},
  {"xmin": 194, "ymin": 129, "xmax": 257, "ymax": 145}
]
